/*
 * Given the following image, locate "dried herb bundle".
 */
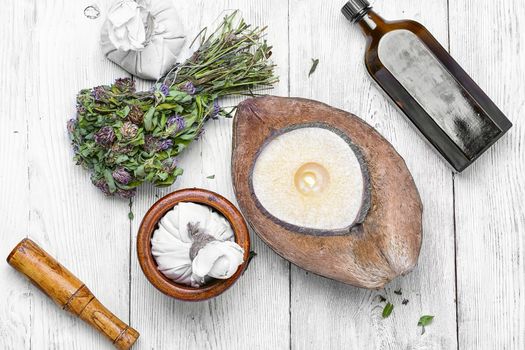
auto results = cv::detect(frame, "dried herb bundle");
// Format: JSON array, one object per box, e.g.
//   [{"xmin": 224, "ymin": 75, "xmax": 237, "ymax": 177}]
[{"xmin": 68, "ymin": 12, "xmax": 277, "ymax": 197}]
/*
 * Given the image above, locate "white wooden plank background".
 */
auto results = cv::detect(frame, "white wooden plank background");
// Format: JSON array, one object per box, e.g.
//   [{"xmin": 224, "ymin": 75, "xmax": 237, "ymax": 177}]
[{"xmin": 0, "ymin": 0, "xmax": 523, "ymax": 349}]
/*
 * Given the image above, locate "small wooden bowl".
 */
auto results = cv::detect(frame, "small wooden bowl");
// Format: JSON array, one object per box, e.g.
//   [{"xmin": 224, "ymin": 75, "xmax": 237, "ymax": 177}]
[{"xmin": 137, "ymin": 188, "xmax": 251, "ymax": 301}]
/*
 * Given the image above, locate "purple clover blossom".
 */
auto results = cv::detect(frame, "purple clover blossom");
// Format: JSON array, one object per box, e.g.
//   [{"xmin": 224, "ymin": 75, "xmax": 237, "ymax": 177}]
[
  {"xmin": 211, "ymin": 99, "xmax": 220, "ymax": 119},
  {"xmin": 144, "ymin": 136, "xmax": 172, "ymax": 152},
  {"xmin": 112, "ymin": 167, "xmax": 132, "ymax": 185},
  {"xmin": 92, "ymin": 86, "xmax": 107, "ymax": 101},
  {"xmin": 67, "ymin": 118, "xmax": 77, "ymax": 135},
  {"xmin": 159, "ymin": 83, "xmax": 169, "ymax": 96},
  {"xmin": 144, "ymin": 135, "xmax": 158, "ymax": 152},
  {"xmin": 162, "ymin": 157, "xmax": 177, "ymax": 172},
  {"xmin": 76, "ymin": 104, "xmax": 87, "ymax": 115},
  {"xmin": 181, "ymin": 81, "xmax": 196, "ymax": 95},
  {"xmin": 196, "ymin": 127, "xmax": 205, "ymax": 140},
  {"xmin": 93, "ymin": 179, "xmax": 111, "ymax": 196},
  {"xmin": 120, "ymin": 121, "xmax": 139, "ymax": 139},
  {"xmin": 114, "ymin": 78, "xmax": 135, "ymax": 93},
  {"xmin": 94, "ymin": 126, "xmax": 116, "ymax": 147},
  {"xmin": 117, "ymin": 188, "xmax": 136, "ymax": 199},
  {"xmin": 167, "ymin": 114, "xmax": 186, "ymax": 133},
  {"xmin": 158, "ymin": 139, "xmax": 173, "ymax": 151}
]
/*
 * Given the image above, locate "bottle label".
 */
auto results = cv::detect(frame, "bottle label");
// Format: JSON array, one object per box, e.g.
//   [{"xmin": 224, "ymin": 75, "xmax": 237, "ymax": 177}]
[{"xmin": 378, "ymin": 29, "xmax": 500, "ymax": 159}]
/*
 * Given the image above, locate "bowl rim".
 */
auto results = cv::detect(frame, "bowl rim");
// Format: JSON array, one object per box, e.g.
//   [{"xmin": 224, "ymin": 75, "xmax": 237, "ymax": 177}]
[{"xmin": 137, "ymin": 188, "xmax": 251, "ymax": 301}]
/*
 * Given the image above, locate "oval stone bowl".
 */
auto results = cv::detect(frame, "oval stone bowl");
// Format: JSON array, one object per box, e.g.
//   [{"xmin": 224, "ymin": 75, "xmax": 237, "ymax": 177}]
[{"xmin": 137, "ymin": 188, "xmax": 251, "ymax": 301}]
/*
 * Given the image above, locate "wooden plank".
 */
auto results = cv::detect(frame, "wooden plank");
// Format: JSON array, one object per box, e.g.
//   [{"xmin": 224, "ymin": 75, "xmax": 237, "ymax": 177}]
[
  {"xmin": 129, "ymin": 1, "xmax": 290, "ymax": 349},
  {"xmin": 450, "ymin": 0, "xmax": 525, "ymax": 348},
  {"xmin": 26, "ymin": 1, "xmax": 131, "ymax": 349},
  {"xmin": 288, "ymin": 0, "xmax": 457, "ymax": 348},
  {"xmin": 0, "ymin": 1, "xmax": 33, "ymax": 349}
]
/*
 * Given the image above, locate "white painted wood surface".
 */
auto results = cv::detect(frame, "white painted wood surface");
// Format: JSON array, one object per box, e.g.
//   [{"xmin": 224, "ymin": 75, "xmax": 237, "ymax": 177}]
[{"xmin": 0, "ymin": 0, "xmax": 523, "ymax": 349}]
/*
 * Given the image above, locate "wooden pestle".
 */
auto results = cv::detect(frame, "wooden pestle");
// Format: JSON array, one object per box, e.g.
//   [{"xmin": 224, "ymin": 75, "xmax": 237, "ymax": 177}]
[{"xmin": 6, "ymin": 238, "xmax": 139, "ymax": 350}]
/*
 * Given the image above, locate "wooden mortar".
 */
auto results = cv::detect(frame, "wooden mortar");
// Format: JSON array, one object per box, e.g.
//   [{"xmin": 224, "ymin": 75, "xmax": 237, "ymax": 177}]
[
  {"xmin": 7, "ymin": 238, "xmax": 139, "ymax": 350},
  {"xmin": 137, "ymin": 188, "xmax": 251, "ymax": 301}
]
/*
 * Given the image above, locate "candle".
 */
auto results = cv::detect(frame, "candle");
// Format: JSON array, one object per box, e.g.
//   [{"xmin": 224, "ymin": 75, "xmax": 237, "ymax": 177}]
[{"xmin": 252, "ymin": 127, "xmax": 368, "ymax": 231}]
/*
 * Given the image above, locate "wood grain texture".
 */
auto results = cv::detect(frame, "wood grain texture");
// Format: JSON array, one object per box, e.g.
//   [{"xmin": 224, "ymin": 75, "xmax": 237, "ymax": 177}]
[
  {"xmin": 24, "ymin": 1, "xmax": 132, "ymax": 349},
  {"xmin": 0, "ymin": 1, "xmax": 33, "ymax": 349},
  {"xmin": 1, "ymin": 0, "xmax": 524, "ymax": 349},
  {"xmin": 450, "ymin": 0, "xmax": 525, "ymax": 349},
  {"xmin": 129, "ymin": 1, "xmax": 290, "ymax": 349},
  {"xmin": 288, "ymin": 0, "xmax": 457, "ymax": 349}
]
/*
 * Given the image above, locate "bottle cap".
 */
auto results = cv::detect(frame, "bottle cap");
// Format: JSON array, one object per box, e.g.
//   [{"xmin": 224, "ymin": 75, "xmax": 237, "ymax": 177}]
[{"xmin": 341, "ymin": 0, "xmax": 372, "ymax": 22}]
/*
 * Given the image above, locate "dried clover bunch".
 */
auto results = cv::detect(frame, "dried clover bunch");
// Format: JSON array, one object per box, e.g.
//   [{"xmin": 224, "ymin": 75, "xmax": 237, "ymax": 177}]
[{"xmin": 68, "ymin": 12, "xmax": 277, "ymax": 198}]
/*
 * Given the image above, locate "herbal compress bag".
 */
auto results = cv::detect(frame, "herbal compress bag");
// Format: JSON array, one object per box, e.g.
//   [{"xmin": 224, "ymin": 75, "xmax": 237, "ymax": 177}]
[{"xmin": 100, "ymin": 0, "xmax": 186, "ymax": 80}]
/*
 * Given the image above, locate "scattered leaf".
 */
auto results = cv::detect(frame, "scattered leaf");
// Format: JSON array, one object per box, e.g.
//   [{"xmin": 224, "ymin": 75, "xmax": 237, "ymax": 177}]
[
  {"xmin": 84, "ymin": 5, "xmax": 100, "ymax": 19},
  {"xmin": 402, "ymin": 299, "xmax": 409, "ymax": 305},
  {"xmin": 308, "ymin": 58, "xmax": 320, "ymax": 77},
  {"xmin": 377, "ymin": 295, "xmax": 387, "ymax": 303},
  {"xmin": 394, "ymin": 289, "xmax": 402, "ymax": 295},
  {"xmin": 418, "ymin": 315, "xmax": 434, "ymax": 334},
  {"xmin": 206, "ymin": 175, "xmax": 215, "ymax": 179},
  {"xmin": 128, "ymin": 211, "xmax": 134, "ymax": 220},
  {"xmin": 382, "ymin": 302, "xmax": 394, "ymax": 318}
]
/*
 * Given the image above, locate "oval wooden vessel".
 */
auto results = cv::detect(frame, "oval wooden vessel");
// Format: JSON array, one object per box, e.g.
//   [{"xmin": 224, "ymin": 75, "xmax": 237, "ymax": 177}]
[
  {"xmin": 232, "ymin": 96, "xmax": 423, "ymax": 289},
  {"xmin": 137, "ymin": 189, "xmax": 251, "ymax": 301}
]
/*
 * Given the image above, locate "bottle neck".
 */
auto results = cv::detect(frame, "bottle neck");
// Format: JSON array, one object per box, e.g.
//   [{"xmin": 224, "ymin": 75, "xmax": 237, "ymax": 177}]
[{"xmin": 356, "ymin": 10, "xmax": 387, "ymax": 36}]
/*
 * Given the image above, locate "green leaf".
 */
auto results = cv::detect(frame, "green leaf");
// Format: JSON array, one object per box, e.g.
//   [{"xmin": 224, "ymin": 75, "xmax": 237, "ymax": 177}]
[
  {"xmin": 135, "ymin": 165, "xmax": 146, "ymax": 178},
  {"xmin": 103, "ymin": 169, "xmax": 117, "ymax": 193},
  {"xmin": 144, "ymin": 107, "xmax": 155, "ymax": 131},
  {"xmin": 382, "ymin": 302, "xmax": 394, "ymax": 318},
  {"xmin": 128, "ymin": 211, "xmax": 134, "ymax": 220},
  {"xmin": 417, "ymin": 315, "xmax": 434, "ymax": 327},
  {"xmin": 206, "ymin": 174, "xmax": 215, "ymax": 179},
  {"xmin": 115, "ymin": 155, "xmax": 129, "ymax": 164},
  {"xmin": 308, "ymin": 58, "xmax": 319, "ymax": 77},
  {"xmin": 117, "ymin": 105, "xmax": 131, "ymax": 118},
  {"xmin": 418, "ymin": 315, "xmax": 434, "ymax": 335}
]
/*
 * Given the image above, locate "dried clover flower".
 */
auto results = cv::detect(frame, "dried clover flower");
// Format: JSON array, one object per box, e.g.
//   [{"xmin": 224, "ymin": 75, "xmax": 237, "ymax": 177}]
[
  {"xmin": 128, "ymin": 105, "xmax": 144, "ymax": 125},
  {"xmin": 211, "ymin": 99, "xmax": 220, "ymax": 119},
  {"xmin": 167, "ymin": 114, "xmax": 186, "ymax": 133},
  {"xmin": 94, "ymin": 126, "xmax": 115, "ymax": 147},
  {"xmin": 162, "ymin": 158, "xmax": 178, "ymax": 172},
  {"xmin": 93, "ymin": 178, "xmax": 111, "ymax": 196},
  {"xmin": 68, "ymin": 12, "xmax": 277, "ymax": 198},
  {"xmin": 92, "ymin": 86, "xmax": 108, "ymax": 101},
  {"xmin": 159, "ymin": 84, "xmax": 169, "ymax": 96},
  {"xmin": 121, "ymin": 121, "xmax": 139, "ymax": 139},
  {"xmin": 117, "ymin": 188, "xmax": 136, "ymax": 199},
  {"xmin": 111, "ymin": 143, "xmax": 133, "ymax": 154},
  {"xmin": 158, "ymin": 139, "xmax": 173, "ymax": 151},
  {"xmin": 67, "ymin": 119, "xmax": 77, "ymax": 135},
  {"xmin": 114, "ymin": 78, "xmax": 135, "ymax": 93},
  {"xmin": 181, "ymin": 81, "xmax": 196, "ymax": 95},
  {"xmin": 112, "ymin": 167, "xmax": 132, "ymax": 185}
]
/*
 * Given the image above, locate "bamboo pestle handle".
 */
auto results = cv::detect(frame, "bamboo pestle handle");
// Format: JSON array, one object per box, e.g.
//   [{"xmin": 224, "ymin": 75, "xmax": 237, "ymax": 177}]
[{"xmin": 7, "ymin": 238, "xmax": 139, "ymax": 350}]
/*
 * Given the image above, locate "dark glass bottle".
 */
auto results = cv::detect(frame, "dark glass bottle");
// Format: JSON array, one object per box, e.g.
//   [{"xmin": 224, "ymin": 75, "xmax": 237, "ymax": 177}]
[{"xmin": 342, "ymin": 0, "xmax": 512, "ymax": 172}]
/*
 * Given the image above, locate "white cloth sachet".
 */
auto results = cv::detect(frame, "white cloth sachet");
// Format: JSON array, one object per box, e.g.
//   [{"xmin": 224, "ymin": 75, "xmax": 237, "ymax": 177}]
[
  {"xmin": 100, "ymin": 0, "xmax": 186, "ymax": 80},
  {"xmin": 151, "ymin": 202, "xmax": 244, "ymax": 287}
]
